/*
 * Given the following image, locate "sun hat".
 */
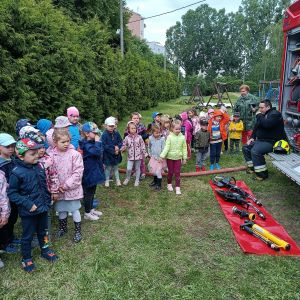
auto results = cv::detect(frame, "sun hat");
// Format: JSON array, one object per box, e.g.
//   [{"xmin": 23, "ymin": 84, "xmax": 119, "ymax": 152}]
[
  {"xmin": 104, "ymin": 117, "xmax": 116, "ymax": 126},
  {"xmin": 54, "ymin": 116, "xmax": 72, "ymax": 128},
  {"xmin": 0, "ymin": 133, "xmax": 17, "ymax": 147}
]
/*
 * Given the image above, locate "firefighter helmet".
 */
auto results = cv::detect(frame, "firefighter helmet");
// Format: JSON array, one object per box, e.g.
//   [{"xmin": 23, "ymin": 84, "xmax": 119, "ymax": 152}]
[{"xmin": 273, "ymin": 140, "xmax": 290, "ymax": 154}]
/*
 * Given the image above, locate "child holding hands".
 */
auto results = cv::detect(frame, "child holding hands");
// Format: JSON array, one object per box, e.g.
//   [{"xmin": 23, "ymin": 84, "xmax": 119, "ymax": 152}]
[{"xmin": 122, "ymin": 122, "xmax": 148, "ymax": 187}]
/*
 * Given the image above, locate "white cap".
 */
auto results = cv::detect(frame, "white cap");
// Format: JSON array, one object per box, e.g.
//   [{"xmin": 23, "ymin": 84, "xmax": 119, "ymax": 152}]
[{"xmin": 105, "ymin": 117, "xmax": 116, "ymax": 126}]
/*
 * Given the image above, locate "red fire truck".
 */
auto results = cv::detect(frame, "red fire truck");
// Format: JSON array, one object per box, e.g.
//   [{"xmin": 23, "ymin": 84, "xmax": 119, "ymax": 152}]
[{"xmin": 270, "ymin": 0, "xmax": 300, "ymax": 185}]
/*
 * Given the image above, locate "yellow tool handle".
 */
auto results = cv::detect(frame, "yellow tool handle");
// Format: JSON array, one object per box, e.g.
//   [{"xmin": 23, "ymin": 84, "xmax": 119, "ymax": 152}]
[{"xmin": 252, "ymin": 224, "xmax": 291, "ymax": 250}]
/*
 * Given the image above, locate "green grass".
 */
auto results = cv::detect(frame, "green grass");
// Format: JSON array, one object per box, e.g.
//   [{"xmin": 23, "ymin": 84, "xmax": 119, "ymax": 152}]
[{"xmin": 1, "ymin": 99, "xmax": 300, "ymax": 300}]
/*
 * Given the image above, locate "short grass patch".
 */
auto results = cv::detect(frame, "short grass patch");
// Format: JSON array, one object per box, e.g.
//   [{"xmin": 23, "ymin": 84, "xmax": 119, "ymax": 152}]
[{"xmin": 1, "ymin": 99, "xmax": 299, "ymax": 300}]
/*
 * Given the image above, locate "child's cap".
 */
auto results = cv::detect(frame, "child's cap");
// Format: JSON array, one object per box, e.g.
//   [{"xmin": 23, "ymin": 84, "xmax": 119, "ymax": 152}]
[
  {"xmin": 0, "ymin": 133, "xmax": 16, "ymax": 147},
  {"xmin": 36, "ymin": 119, "xmax": 53, "ymax": 135},
  {"xmin": 54, "ymin": 116, "xmax": 72, "ymax": 128},
  {"xmin": 105, "ymin": 117, "xmax": 116, "ymax": 126},
  {"xmin": 19, "ymin": 126, "xmax": 40, "ymax": 139},
  {"xmin": 67, "ymin": 106, "xmax": 80, "ymax": 118},
  {"xmin": 233, "ymin": 112, "xmax": 240, "ymax": 117},
  {"xmin": 208, "ymin": 108, "xmax": 214, "ymax": 114},
  {"xmin": 152, "ymin": 112, "xmax": 162, "ymax": 119},
  {"xmin": 200, "ymin": 119, "xmax": 208, "ymax": 126},
  {"xmin": 22, "ymin": 131, "xmax": 44, "ymax": 145},
  {"xmin": 15, "ymin": 119, "xmax": 32, "ymax": 136},
  {"xmin": 82, "ymin": 122, "xmax": 101, "ymax": 134},
  {"xmin": 16, "ymin": 138, "xmax": 44, "ymax": 156}
]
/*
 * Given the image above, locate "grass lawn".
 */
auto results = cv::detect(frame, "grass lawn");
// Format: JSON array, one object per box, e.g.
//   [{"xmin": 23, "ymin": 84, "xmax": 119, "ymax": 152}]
[{"xmin": 1, "ymin": 98, "xmax": 300, "ymax": 300}]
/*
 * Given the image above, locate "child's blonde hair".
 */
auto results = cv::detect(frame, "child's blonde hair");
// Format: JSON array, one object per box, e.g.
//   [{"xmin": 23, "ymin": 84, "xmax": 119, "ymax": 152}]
[
  {"xmin": 151, "ymin": 124, "xmax": 161, "ymax": 134},
  {"xmin": 160, "ymin": 115, "xmax": 170, "ymax": 129},
  {"xmin": 53, "ymin": 128, "xmax": 71, "ymax": 143},
  {"xmin": 171, "ymin": 119, "xmax": 181, "ymax": 131}
]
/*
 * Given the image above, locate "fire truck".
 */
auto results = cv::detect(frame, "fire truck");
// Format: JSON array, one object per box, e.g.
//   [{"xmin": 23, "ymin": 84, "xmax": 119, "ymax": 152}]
[{"xmin": 269, "ymin": 0, "xmax": 300, "ymax": 185}]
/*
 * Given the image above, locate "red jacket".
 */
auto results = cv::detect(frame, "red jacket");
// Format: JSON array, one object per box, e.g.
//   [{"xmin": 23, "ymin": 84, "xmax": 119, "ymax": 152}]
[{"xmin": 208, "ymin": 110, "xmax": 230, "ymax": 141}]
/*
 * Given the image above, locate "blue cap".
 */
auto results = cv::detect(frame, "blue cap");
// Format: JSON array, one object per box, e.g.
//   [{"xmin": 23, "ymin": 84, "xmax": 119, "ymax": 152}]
[
  {"xmin": 152, "ymin": 112, "xmax": 162, "ymax": 120},
  {"xmin": 0, "ymin": 133, "xmax": 17, "ymax": 147},
  {"xmin": 15, "ymin": 119, "xmax": 31, "ymax": 136},
  {"xmin": 82, "ymin": 122, "xmax": 101, "ymax": 134}
]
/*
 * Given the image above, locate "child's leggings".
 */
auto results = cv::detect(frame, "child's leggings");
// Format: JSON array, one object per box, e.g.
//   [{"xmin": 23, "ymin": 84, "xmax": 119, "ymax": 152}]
[
  {"xmin": 83, "ymin": 185, "xmax": 97, "ymax": 213},
  {"xmin": 104, "ymin": 165, "xmax": 120, "ymax": 181},
  {"xmin": 58, "ymin": 210, "xmax": 81, "ymax": 222},
  {"xmin": 140, "ymin": 158, "xmax": 146, "ymax": 175},
  {"xmin": 166, "ymin": 159, "xmax": 181, "ymax": 187},
  {"xmin": 210, "ymin": 142, "xmax": 222, "ymax": 164},
  {"xmin": 126, "ymin": 160, "xmax": 142, "ymax": 182}
]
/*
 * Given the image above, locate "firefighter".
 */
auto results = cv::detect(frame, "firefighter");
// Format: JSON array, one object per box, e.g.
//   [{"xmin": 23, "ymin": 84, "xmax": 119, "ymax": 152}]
[
  {"xmin": 242, "ymin": 100, "xmax": 286, "ymax": 181},
  {"xmin": 234, "ymin": 85, "xmax": 260, "ymax": 144}
]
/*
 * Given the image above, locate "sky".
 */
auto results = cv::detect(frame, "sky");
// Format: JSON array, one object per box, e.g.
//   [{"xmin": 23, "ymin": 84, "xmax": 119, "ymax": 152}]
[{"xmin": 126, "ymin": 0, "xmax": 242, "ymax": 45}]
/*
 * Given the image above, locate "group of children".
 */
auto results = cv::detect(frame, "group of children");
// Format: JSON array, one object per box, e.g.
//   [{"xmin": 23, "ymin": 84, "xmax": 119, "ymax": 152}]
[{"xmin": 0, "ymin": 105, "xmax": 244, "ymax": 272}]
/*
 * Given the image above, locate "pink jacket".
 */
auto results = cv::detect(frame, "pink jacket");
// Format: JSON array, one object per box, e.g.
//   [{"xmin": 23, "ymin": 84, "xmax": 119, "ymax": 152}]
[
  {"xmin": 122, "ymin": 134, "xmax": 147, "ymax": 160},
  {"xmin": 0, "ymin": 171, "xmax": 10, "ymax": 219},
  {"xmin": 191, "ymin": 116, "xmax": 200, "ymax": 135},
  {"xmin": 39, "ymin": 154, "xmax": 60, "ymax": 194},
  {"xmin": 180, "ymin": 112, "xmax": 193, "ymax": 143},
  {"xmin": 49, "ymin": 145, "xmax": 84, "ymax": 200}
]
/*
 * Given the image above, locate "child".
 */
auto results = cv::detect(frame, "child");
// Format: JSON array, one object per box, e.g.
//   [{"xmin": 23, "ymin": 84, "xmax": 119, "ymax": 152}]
[
  {"xmin": 79, "ymin": 122, "xmax": 105, "ymax": 221},
  {"xmin": 0, "ymin": 133, "xmax": 18, "ymax": 254},
  {"xmin": 188, "ymin": 108, "xmax": 201, "ymax": 136},
  {"xmin": 160, "ymin": 120, "xmax": 187, "ymax": 195},
  {"xmin": 101, "ymin": 117, "xmax": 123, "ymax": 187},
  {"xmin": 15, "ymin": 119, "xmax": 32, "ymax": 136},
  {"xmin": 208, "ymin": 110, "xmax": 230, "ymax": 170},
  {"xmin": 150, "ymin": 112, "xmax": 162, "ymax": 128},
  {"xmin": 148, "ymin": 125, "xmax": 166, "ymax": 190},
  {"xmin": 207, "ymin": 108, "xmax": 215, "ymax": 120},
  {"xmin": 160, "ymin": 115, "xmax": 171, "ymax": 139},
  {"xmin": 220, "ymin": 106, "xmax": 229, "ymax": 152},
  {"xmin": 67, "ymin": 106, "xmax": 81, "ymax": 150},
  {"xmin": 121, "ymin": 122, "xmax": 148, "ymax": 187},
  {"xmin": 180, "ymin": 111, "xmax": 193, "ymax": 160},
  {"xmin": 229, "ymin": 112, "xmax": 244, "ymax": 153},
  {"xmin": 49, "ymin": 129, "xmax": 84, "ymax": 243},
  {"xmin": 0, "ymin": 170, "xmax": 10, "ymax": 268},
  {"xmin": 124, "ymin": 112, "xmax": 148, "ymax": 180},
  {"xmin": 36, "ymin": 119, "xmax": 53, "ymax": 149},
  {"xmin": 8, "ymin": 138, "xmax": 58, "ymax": 272},
  {"xmin": 194, "ymin": 119, "xmax": 210, "ymax": 172}
]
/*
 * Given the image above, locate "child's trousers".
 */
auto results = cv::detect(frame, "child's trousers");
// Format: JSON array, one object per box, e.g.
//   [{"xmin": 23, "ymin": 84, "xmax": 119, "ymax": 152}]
[
  {"xmin": 126, "ymin": 160, "xmax": 142, "ymax": 181},
  {"xmin": 210, "ymin": 142, "xmax": 222, "ymax": 164},
  {"xmin": 196, "ymin": 148, "xmax": 209, "ymax": 167},
  {"xmin": 230, "ymin": 138, "xmax": 240, "ymax": 152},
  {"xmin": 104, "ymin": 165, "xmax": 120, "ymax": 181},
  {"xmin": 83, "ymin": 185, "xmax": 97, "ymax": 213},
  {"xmin": 166, "ymin": 159, "xmax": 181, "ymax": 187},
  {"xmin": 21, "ymin": 212, "xmax": 48, "ymax": 259}
]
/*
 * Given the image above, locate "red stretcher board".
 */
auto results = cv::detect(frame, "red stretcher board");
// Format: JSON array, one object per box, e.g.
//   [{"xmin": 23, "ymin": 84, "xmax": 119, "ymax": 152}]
[{"xmin": 209, "ymin": 180, "xmax": 300, "ymax": 256}]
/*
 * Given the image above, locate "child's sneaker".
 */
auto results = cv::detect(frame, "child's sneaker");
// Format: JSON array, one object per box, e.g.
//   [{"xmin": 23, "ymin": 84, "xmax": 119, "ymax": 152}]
[
  {"xmin": 41, "ymin": 249, "xmax": 59, "ymax": 262},
  {"xmin": 195, "ymin": 166, "xmax": 201, "ymax": 172},
  {"xmin": 84, "ymin": 212, "xmax": 99, "ymax": 221},
  {"xmin": 22, "ymin": 258, "xmax": 36, "ymax": 273},
  {"xmin": 215, "ymin": 163, "xmax": 221, "ymax": 170},
  {"xmin": 0, "ymin": 258, "xmax": 4, "ymax": 268},
  {"xmin": 123, "ymin": 178, "xmax": 129, "ymax": 186},
  {"xmin": 175, "ymin": 187, "xmax": 182, "ymax": 195},
  {"xmin": 134, "ymin": 181, "xmax": 139, "ymax": 187},
  {"xmin": 210, "ymin": 164, "xmax": 214, "ymax": 171},
  {"xmin": 4, "ymin": 243, "xmax": 19, "ymax": 254},
  {"xmin": 140, "ymin": 174, "xmax": 146, "ymax": 180},
  {"xmin": 105, "ymin": 180, "xmax": 109, "ymax": 187},
  {"xmin": 201, "ymin": 166, "xmax": 206, "ymax": 171},
  {"xmin": 167, "ymin": 184, "xmax": 173, "ymax": 192},
  {"xmin": 116, "ymin": 180, "xmax": 122, "ymax": 186},
  {"xmin": 91, "ymin": 209, "xmax": 103, "ymax": 217}
]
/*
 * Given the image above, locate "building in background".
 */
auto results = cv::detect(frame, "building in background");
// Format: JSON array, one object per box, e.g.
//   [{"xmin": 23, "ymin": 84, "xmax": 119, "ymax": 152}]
[
  {"xmin": 147, "ymin": 41, "xmax": 165, "ymax": 55},
  {"xmin": 127, "ymin": 11, "xmax": 144, "ymax": 39}
]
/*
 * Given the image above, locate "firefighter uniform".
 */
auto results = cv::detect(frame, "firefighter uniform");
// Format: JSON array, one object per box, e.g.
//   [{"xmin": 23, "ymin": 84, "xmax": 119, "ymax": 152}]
[{"xmin": 242, "ymin": 108, "xmax": 286, "ymax": 180}]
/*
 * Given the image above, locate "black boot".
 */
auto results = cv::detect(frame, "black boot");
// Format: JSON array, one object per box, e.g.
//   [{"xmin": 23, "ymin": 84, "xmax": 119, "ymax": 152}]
[
  {"xmin": 155, "ymin": 178, "xmax": 162, "ymax": 190},
  {"xmin": 149, "ymin": 176, "xmax": 157, "ymax": 187},
  {"xmin": 57, "ymin": 218, "xmax": 68, "ymax": 238},
  {"xmin": 73, "ymin": 222, "xmax": 82, "ymax": 243},
  {"xmin": 254, "ymin": 170, "xmax": 268, "ymax": 181}
]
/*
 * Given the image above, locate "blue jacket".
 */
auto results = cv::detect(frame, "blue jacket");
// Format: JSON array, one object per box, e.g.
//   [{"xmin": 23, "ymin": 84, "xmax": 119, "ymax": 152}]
[
  {"xmin": 0, "ymin": 157, "xmax": 15, "ymax": 182},
  {"xmin": 69, "ymin": 124, "xmax": 80, "ymax": 150},
  {"xmin": 8, "ymin": 159, "xmax": 51, "ymax": 217},
  {"xmin": 79, "ymin": 139, "xmax": 105, "ymax": 187},
  {"xmin": 101, "ymin": 130, "xmax": 123, "ymax": 166}
]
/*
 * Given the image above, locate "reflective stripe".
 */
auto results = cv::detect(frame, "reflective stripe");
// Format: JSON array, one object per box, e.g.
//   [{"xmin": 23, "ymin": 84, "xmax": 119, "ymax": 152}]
[
  {"xmin": 246, "ymin": 161, "xmax": 253, "ymax": 167},
  {"xmin": 254, "ymin": 165, "xmax": 267, "ymax": 172}
]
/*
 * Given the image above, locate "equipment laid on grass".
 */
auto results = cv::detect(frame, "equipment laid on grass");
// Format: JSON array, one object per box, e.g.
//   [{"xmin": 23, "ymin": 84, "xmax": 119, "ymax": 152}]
[
  {"xmin": 240, "ymin": 223, "xmax": 280, "ymax": 251},
  {"xmin": 232, "ymin": 206, "xmax": 256, "ymax": 221},
  {"xmin": 212, "ymin": 175, "xmax": 263, "ymax": 206},
  {"xmin": 215, "ymin": 189, "xmax": 266, "ymax": 220},
  {"xmin": 241, "ymin": 221, "xmax": 291, "ymax": 251}
]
